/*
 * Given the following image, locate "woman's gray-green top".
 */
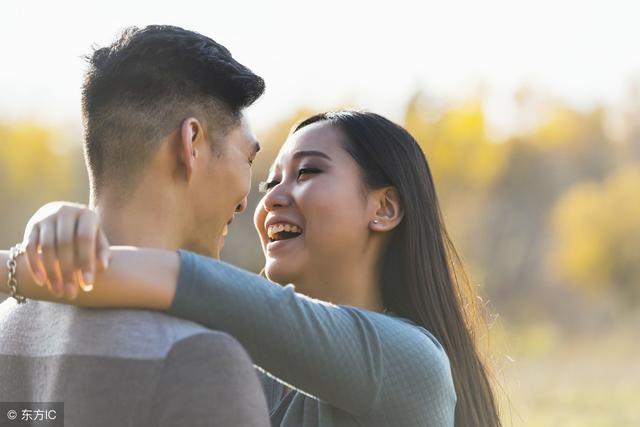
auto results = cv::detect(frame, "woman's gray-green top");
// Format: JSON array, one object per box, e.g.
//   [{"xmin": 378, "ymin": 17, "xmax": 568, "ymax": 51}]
[{"xmin": 170, "ymin": 250, "xmax": 456, "ymax": 426}]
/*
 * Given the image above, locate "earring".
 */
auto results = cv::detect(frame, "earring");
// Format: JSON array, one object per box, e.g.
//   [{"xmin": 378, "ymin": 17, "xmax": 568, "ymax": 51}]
[{"xmin": 370, "ymin": 219, "xmax": 379, "ymax": 226}]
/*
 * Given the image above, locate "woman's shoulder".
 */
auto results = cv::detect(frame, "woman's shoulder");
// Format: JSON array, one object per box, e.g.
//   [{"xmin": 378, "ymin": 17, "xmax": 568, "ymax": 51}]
[
  {"xmin": 354, "ymin": 308, "xmax": 448, "ymax": 358},
  {"xmin": 383, "ymin": 310, "xmax": 447, "ymax": 352},
  {"xmin": 343, "ymin": 307, "xmax": 453, "ymax": 378},
  {"xmin": 363, "ymin": 310, "xmax": 457, "ymax": 421}
]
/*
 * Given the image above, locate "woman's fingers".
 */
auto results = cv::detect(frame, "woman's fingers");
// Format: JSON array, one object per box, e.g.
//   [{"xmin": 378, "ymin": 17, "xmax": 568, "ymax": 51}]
[
  {"xmin": 24, "ymin": 223, "xmax": 45, "ymax": 286},
  {"xmin": 75, "ymin": 210, "xmax": 100, "ymax": 291},
  {"xmin": 56, "ymin": 209, "xmax": 80, "ymax": 299},
  {"xmin": 97, "ymin": 228, "xmax": 111, "ymax": 272},
  {"xmin": 20, "ymin": 201, "xmax": 103, "ymax": 299},
  {"xmin": 39, "ymin": 219, "xmax": 64, "ymax": 297}
]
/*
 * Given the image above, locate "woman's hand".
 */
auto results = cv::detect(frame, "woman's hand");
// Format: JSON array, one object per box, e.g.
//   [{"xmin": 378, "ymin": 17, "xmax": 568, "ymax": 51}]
[{"xmin": 23, "ymin": 201, "xmax": 111, "ymax": 300}]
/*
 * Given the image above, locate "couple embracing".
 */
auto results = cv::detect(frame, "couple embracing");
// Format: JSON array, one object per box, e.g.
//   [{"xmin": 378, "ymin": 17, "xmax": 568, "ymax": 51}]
[{"xmin": 0, "ymin": 25, "xmax": 501, "ymax": 426}]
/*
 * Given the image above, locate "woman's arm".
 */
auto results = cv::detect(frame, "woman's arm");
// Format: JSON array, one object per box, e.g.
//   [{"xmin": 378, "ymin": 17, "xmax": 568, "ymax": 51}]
[
  {"xmin": 1, "ymin": 247, "xmax": 176, "ymax": 310},
  {"xmin": 166, "ymin": 250, "xmax": 454, "ymax": 419}
]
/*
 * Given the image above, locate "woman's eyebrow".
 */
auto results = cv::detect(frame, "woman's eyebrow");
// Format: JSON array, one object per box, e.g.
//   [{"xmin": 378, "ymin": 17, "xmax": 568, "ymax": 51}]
[
  {"xmin": 291, "ymin": 150, "xmax": 332, "ymax": 161},
  {"xmin": 268, "ymin": 150, "xmax": 333, "ymax": 176}
]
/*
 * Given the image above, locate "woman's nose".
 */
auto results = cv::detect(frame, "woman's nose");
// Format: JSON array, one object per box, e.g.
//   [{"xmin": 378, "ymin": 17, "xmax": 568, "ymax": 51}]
[{"xmin": 263, "ymin": 183, "xmax": 291, "ymax": 210}]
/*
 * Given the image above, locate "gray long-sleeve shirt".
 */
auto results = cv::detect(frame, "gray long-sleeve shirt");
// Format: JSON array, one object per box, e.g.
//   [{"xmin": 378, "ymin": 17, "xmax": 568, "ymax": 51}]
[
  {"xmin": 171, "ymin": 250, "xmax": 457, "ymax": 426},
  {"xmin": 0, "ymin": 299, "xmax": 270, "ymax": 427}
]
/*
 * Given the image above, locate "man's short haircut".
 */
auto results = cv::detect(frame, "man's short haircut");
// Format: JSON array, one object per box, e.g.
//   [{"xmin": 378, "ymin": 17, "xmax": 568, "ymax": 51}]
[{"xmin": 81, "ymin": 25, "xmax": 265, "ymax": 199}]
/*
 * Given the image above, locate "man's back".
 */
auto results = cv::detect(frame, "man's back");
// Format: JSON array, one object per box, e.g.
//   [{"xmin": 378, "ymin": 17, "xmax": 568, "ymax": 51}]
[{"xmin": 0, "ymin": 298, "xmax": 270, "ymax": 427}]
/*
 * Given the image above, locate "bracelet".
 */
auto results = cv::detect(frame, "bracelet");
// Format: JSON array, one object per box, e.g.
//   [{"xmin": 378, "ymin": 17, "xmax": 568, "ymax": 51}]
[{"xmin": 6, "ymin": 243, "xmax": 27, "ymax": 304}]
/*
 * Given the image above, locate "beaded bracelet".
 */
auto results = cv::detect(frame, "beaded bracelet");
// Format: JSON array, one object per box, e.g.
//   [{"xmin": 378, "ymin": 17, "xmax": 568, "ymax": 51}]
[{"xmin": 6, "ymin": 243, "xmax": 27, "ymax": 304}]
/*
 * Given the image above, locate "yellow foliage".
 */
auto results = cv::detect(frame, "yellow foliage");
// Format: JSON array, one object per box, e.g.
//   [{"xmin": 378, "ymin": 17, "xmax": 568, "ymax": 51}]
[
  {"xmin": 404, "ymin": 96, "xmax": 507, "ymax": 192},
  {"xmin": 533, "ymin": 105, "xmax": 582, "ymax": 150},
  {"xmin": 530, "ymin": 104, "xmax": 606, "ymax": 154},
  {"xmin": 0, "ymin": 122, "xmax": 73, "ymax": 194},
  {"xmin": 548, "ymin": 164, "xmax": 640, "ymax": 300}
]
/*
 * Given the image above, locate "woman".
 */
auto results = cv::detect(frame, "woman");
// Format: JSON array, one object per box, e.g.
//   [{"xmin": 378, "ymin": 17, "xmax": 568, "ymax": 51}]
[{"xmin": 3, "ymin": 111, "xmax": 501, "ymax": 426}]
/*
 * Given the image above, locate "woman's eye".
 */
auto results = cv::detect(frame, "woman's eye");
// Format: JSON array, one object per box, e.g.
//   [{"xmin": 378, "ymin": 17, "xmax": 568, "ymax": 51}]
[
  {"xmin": 297, "ymin": 167, "xmax": 321, "ymax": 179},
  {"xmin": 258, "ymin": 168, "xmax": 320, "ymax": 193},
  {"xmin": 258, "ymin": 180, "xmax": 279, "ymax": 194}
]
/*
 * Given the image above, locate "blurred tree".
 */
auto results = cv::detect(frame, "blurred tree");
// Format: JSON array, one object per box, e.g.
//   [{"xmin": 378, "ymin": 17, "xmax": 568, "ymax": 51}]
[
  {"xmin": 405, "ymin": 92, "xmax": 507, "ymax": 196},
  {"xmin": 0, "ymin": 123, "xmax": 72, "ymax": 197},
  {"xmin": 470, "ymin": 101, "xmax": 618, "ymax": 318},
  {"xmin": 404, "ymin": 93, "xmax": 509, "ymax": 290},
  {"xmin": 405, "ymin": 91, "xmax": 631, "ymax": 320},
  {"xmin": 623, "ymin": 80, "xmax": 640, "ymax": 162},
  {"xmin": 0, "ymin": 121, "xmax": 87, "ymax": 247},
  {"xmin": 548, "ymin": 164, "xmax": 640, "ymax": 306}
]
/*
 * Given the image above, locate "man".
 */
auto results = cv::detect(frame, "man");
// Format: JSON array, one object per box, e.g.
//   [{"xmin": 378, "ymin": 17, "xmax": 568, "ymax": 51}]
[{"xmin": 0, "ymin": 25, "xmax": 270, "ymax": 426}]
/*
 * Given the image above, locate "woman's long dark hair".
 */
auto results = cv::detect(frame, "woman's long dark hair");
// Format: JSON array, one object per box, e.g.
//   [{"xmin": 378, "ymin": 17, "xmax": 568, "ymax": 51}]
[{"xmin": 295, "ymin": 111, "xmax": 502, "ymax": 426}]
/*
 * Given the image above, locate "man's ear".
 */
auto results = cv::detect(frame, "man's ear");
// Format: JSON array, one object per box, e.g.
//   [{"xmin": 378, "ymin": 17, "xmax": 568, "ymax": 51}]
[
  {"xmin": 179, "ymin": 117, "xmax": 205, "ymax": 181},
  {"xmin": 368, "ymin": 187, "xmax": 405, "ymax": 232}
]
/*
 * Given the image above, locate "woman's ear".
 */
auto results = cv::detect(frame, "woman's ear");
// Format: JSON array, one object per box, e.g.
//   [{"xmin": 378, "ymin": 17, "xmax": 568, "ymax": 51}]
[
  {"xmin": 368, "ymin": 187, "xmax": 404, "ymax": 232},
  {"xmin": 179, "ymin": 117, "xmax": 205, "ymax": 180}
]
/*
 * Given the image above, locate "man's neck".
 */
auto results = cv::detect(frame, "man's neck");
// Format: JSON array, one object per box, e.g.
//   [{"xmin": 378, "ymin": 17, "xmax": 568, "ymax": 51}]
[{"xmin": 94, "ymin": 195, "xmax": 185, "ymax": 251}]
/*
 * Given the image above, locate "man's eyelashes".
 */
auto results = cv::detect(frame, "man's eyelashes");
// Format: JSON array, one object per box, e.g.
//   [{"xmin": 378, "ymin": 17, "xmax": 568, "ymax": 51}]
[{"xmin": 258, "ymin": 167, "xmax": 322, "ymax": 194}]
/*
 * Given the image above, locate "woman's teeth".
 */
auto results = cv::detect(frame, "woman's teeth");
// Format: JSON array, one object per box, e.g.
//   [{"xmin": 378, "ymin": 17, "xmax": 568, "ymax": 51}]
[{"xmin": 267, "ymin": 223, "xmax": 302, "ymax": 241}]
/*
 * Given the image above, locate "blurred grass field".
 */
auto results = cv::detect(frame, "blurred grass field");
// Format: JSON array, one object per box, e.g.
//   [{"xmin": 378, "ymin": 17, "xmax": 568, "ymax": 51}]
[{"xmin": 495, "ymin": 316, "xmax": 640, "ymax": 426}]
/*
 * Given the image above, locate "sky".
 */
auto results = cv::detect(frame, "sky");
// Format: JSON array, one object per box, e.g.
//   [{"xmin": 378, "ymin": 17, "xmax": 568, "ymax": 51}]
[{"xmin": 1, "ymin": 0, "xmax": 639, "ymax": 133}]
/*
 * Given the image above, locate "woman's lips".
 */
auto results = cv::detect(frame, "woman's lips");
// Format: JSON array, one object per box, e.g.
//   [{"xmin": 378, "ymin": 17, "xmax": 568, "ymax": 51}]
[{"xmin": 266, "ymin": 234, "xmax": 301, "ymax": 252}]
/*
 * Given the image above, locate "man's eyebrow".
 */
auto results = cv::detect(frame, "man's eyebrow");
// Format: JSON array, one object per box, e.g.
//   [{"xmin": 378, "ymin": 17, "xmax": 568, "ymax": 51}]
[{"xmin": 291, "ymin": 150, "xmax": 332, "ymax": 161}]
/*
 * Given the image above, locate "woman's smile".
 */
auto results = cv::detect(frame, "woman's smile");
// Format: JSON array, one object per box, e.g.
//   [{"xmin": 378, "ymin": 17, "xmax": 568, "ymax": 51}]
[
  {"xmin": 266, "ymin": 233, "xmax": 302, "ymax": 253},
  {"xmin": 253, "ymin": 121, "xmax": 375, "ymax": 295}
]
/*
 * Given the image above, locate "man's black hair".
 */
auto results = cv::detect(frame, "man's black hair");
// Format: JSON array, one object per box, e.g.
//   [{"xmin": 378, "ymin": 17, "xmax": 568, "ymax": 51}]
[{"xmin": 81, "ymin": 25, "xmax": 265, "ymax": 198}]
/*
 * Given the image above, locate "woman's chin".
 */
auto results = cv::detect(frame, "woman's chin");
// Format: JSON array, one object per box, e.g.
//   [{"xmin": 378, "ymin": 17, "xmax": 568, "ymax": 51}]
[{"xmin": 265, "ymin": 262, "xmax": 299, "ymax": 285}]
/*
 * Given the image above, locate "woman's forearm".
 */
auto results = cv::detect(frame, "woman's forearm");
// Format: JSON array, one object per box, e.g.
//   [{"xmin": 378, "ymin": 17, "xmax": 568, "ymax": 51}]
[{"xmin": 1, "ymin": 247, "xmax": 178, "ymax": 310}]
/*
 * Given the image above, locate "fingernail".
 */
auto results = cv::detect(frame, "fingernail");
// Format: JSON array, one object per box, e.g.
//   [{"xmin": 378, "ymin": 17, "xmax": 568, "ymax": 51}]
[
  {"xmin": 35, "ymin": 271, "xmax": 45, "ymax": 286},
  {"xmin": 53, "ymin": 282, "xmax": 64, "ymax": 298},
  {"xmin": 83, "ymin": 272, "xmax": 94, "ymax": 286},
  {"xmin": 66, "ymin": 283, "xmax": 78, "ymax": 300}
]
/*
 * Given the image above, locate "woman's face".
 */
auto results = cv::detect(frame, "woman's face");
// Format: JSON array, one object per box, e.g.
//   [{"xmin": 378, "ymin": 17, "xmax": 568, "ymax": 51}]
[{"xmin": 254, "ymin": 121, "xmax": 373, "ymax": 292}]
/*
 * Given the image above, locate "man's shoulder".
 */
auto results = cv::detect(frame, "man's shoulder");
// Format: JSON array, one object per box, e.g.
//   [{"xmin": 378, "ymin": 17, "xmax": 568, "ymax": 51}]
[{"xmin": 0, "ymin": 299, "xmax": 214, "ymax": 360}]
